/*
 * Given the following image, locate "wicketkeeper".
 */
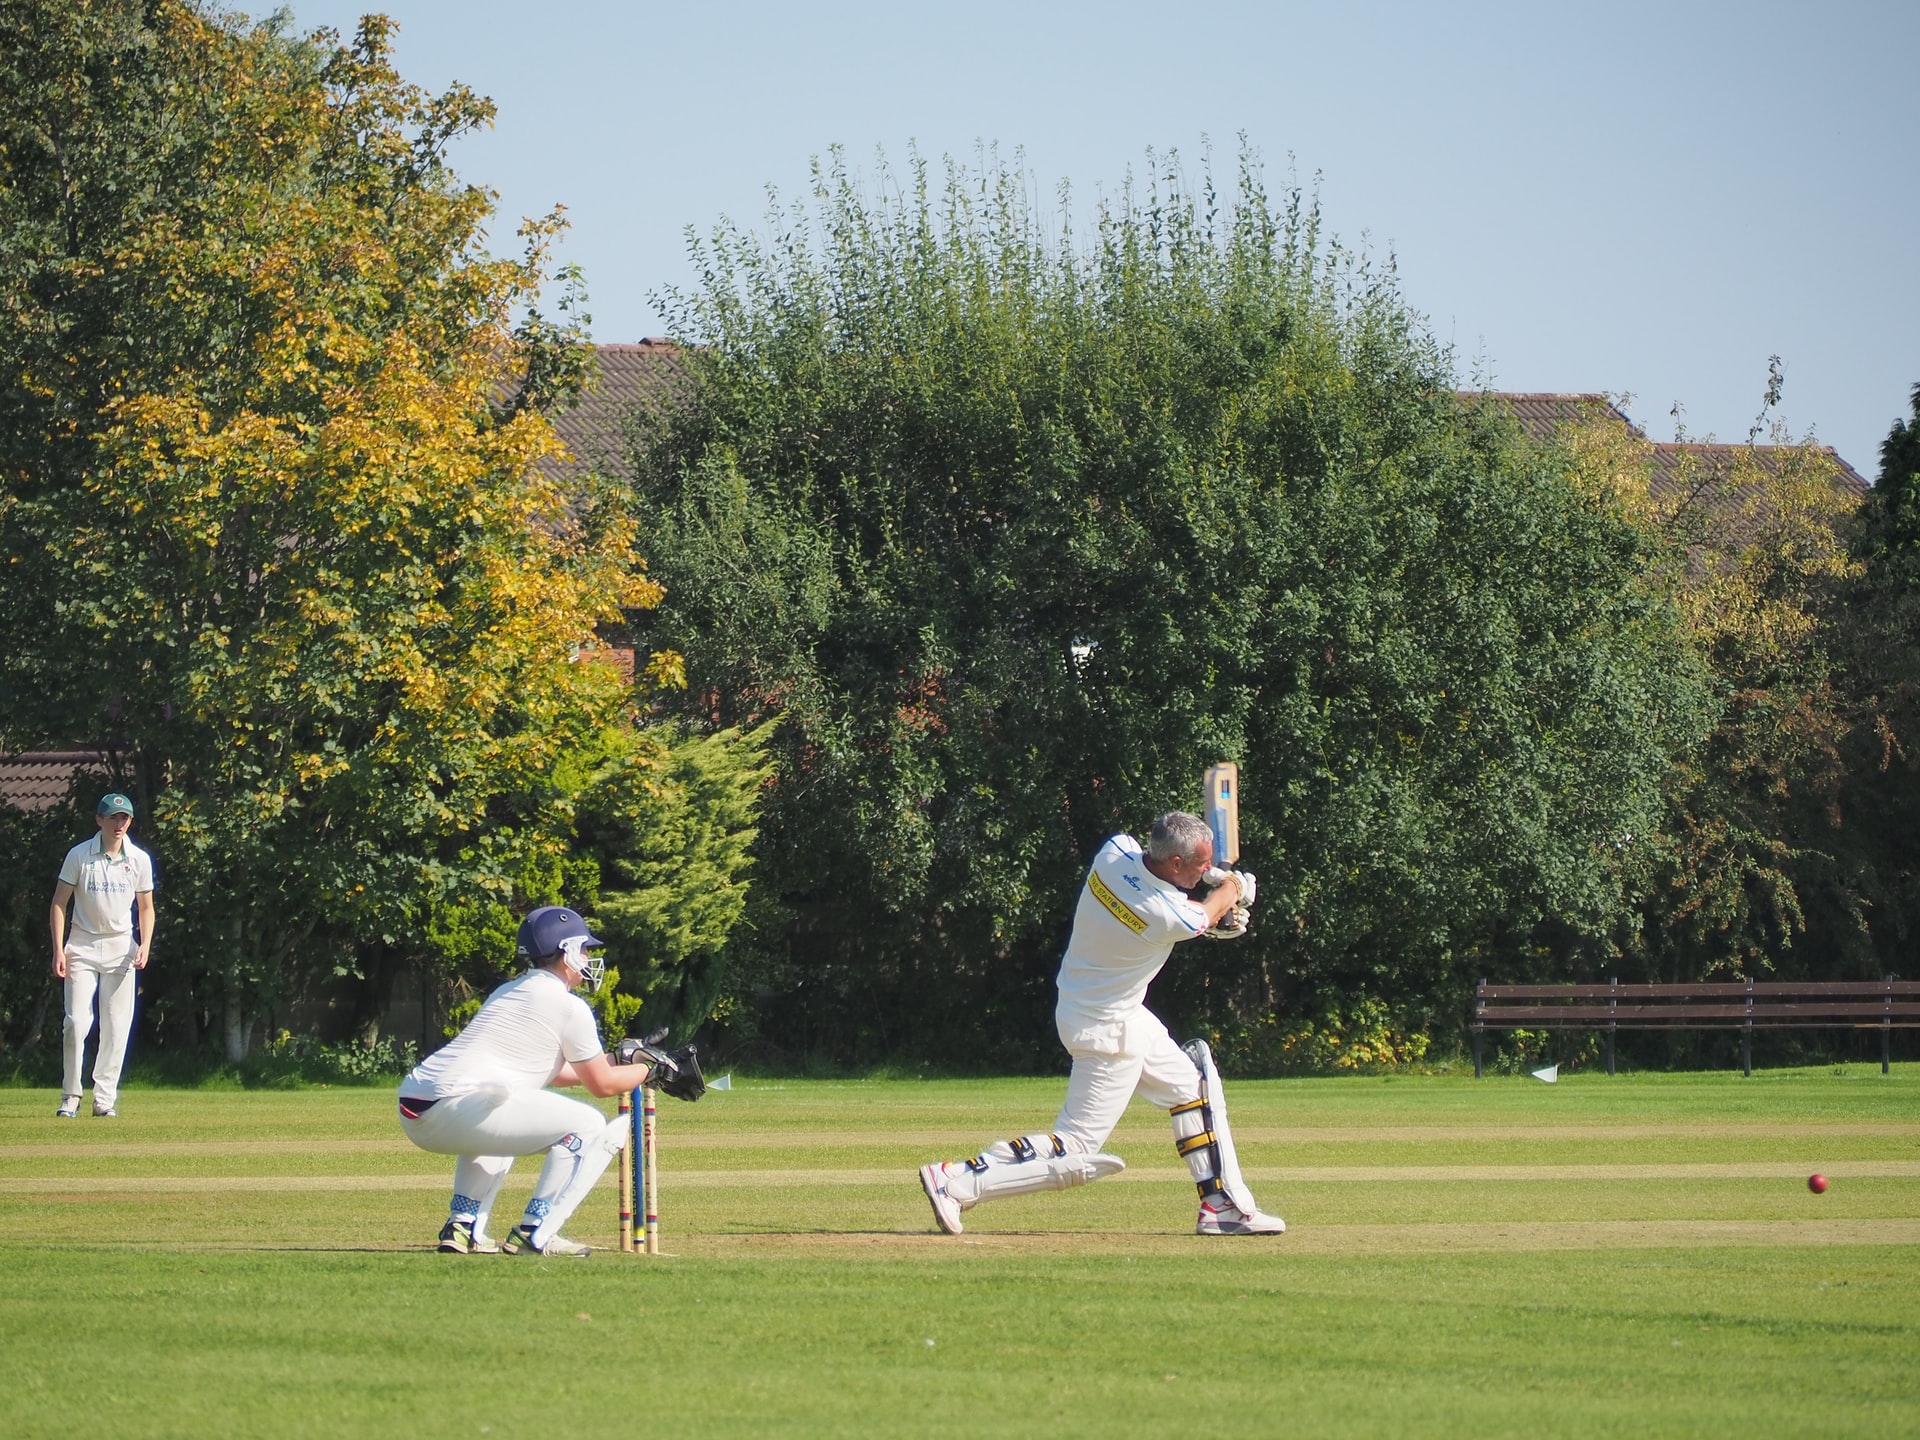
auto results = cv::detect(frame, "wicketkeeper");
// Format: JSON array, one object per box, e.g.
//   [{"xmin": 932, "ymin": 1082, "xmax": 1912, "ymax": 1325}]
[
  {"xmin": 397, "ymin": 906, "xmax": 702, "ymax": 1257},
  {"xmin": 918, "ymin": 811, "xmax": 1285, "ymax": 1237}
]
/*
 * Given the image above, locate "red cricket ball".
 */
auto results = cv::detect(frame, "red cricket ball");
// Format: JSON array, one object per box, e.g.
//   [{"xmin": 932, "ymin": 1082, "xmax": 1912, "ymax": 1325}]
[{"xmin": 1807, "ymin": 1173, "xmax": 1828, "ymax": 1194}]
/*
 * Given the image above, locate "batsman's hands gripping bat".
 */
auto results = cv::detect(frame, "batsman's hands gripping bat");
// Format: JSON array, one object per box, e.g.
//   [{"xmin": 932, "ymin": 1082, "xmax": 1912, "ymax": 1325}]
[
  {"xmin": 616, "ymin": 1030, "xmax": 707, "ymax": 1102},
  {"xmin": 1204, "ymin": 908, "xmax": 1251, "ymax": 940},
  {"xmin": 1201, "ymin": 867, "xmax": 1257, "ymax": 909},
  {"xmin": 1196, "ymin": 867, "xmax": 1257, "ymax": 940}
]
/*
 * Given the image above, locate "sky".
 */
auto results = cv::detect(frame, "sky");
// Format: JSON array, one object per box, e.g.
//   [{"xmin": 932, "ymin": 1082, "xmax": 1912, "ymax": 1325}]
[{"xmin": 285, "ymin": 0, "xmax": 1918, "ymax": 476}]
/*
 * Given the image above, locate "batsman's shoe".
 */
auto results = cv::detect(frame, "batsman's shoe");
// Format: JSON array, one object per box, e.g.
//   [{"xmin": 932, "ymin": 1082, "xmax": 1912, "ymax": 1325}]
[
  {"xmin": 1196, "ymin": 1198, "xmax": 1286, "ymax": 1236},
  {"xmin": 919, "ymin": 1162, "xmax": 965, "ymax": 1235},
  {"xmin": 55, "ymin": 1095, "xmax": 79, "ymax": 1118},
  {"xmin": 502, "ymin": 1225, "xmax": 591, "ymax": 1258},
  {"xmin": 436, "ymin": 1219, "xmax": 498, "ymax": 1254}
]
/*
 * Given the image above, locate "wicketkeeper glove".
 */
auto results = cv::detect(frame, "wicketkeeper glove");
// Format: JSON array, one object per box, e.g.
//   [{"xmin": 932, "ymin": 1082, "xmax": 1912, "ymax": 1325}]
[
  {"xmin": 614, "ymin": 1025, "xmax": 676, "ymax": 1067},
  {"xmin": 616, "ymin": 1031, "xmax": 706, "ymax": 1102}
]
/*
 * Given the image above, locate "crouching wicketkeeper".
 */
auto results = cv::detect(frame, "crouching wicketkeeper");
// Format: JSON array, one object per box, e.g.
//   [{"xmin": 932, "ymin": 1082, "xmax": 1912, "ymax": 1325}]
[
  {"xmin": 396, "ymin": 906, "xmax": 701, "ymax": 1257},
  {"xmin": 918, "ymin": 812, "xmax": 1285, "ymax": 1237}
]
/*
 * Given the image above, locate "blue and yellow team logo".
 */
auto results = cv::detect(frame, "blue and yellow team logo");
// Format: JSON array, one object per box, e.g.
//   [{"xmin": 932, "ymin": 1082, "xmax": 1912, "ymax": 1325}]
[{"xmin": 1087, "ymin": 870, "xmax": 1148, "ymax": 934}]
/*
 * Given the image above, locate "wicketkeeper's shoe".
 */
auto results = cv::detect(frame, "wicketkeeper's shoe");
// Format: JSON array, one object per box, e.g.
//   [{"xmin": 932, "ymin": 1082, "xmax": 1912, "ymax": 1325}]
[
  {"xmin": 501, "ymin": 1225, "xmax": 591, "ymax": 1258},
  {"xmin": 1196, "ymin": 1198, "xmax": 1287, "ymax": 1236},
  {"xmin": 55, "ymin": 1095, "xmax": 79, "ymax": 1118},
  {"xmin": 437, "ymin": 1219, "xmax": 494, "ymax": 1254},
  {"xmin": 919, "ymin": 1162, "xmax": 965, "ymax": 1235}
]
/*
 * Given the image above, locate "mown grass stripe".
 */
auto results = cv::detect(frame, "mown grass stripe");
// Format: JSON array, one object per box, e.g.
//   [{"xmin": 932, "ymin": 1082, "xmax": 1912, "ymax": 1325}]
[
  {"xmin": 4, "ymin": 1121, "xmax": 1916, "ymax": 1161},
  {"xmin": 8, "ymin": 1159, "xmax": 1920, "ymax": 1194}
]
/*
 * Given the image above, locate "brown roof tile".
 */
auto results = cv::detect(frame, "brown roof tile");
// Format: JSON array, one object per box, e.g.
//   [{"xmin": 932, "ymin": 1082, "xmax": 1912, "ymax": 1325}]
[
  {"xmin": 544, "ymin": 340, "xmax": 689, "ymax": 482},
  {"xmin": 1462, "ymin": 391, "xmax": 1646, "ymax": 442},
  {"xmin": 1460, "ymin": 391, "xmax": 1871, "ymax": 546},
  {"xmin": 1650, "ymin": 441, "xmax": 1871, "ymax": 501},
  {"xmin": 0, "ymin": 751, "xmax": 110, "ymax": 813}
]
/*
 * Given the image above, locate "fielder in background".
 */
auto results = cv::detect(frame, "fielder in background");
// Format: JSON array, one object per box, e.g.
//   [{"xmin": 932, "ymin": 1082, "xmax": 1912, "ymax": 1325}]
[
  {"xmin": 397, "ymin": 906, "xmax": 695, "ymax": 1258},
  {"xmin": 50, "ymin": 791, "xmax": 156, "ymax": 1119},
  {"xmin": 918, "ymin": 811, "xmax": 1286, "ymax": 1237}
]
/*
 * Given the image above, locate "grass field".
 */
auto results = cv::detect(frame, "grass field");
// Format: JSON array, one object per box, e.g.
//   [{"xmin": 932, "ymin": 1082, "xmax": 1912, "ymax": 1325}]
[{"xmin": 2, "ymin": 1067, "xmax": 1916, "ymax": 1438}]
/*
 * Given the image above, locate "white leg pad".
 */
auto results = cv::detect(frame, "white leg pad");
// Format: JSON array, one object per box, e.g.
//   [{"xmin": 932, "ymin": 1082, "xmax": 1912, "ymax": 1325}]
[
  {"xmin": 948, "ymin": 1132, "xmax": 1126, "ymax": 1205},
  {"xmin": 1178, "ymin": 1039, "xmax": 1261, "ymax": 1216},
  {"xmin": 526, "ymin": 1114, "xmax": 627, "ymax": 1247}
]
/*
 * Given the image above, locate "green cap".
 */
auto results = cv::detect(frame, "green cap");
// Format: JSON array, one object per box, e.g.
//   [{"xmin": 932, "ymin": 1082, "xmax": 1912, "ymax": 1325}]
[{"xmin": 97, "ymin": 792, "xmax": 135, "ymax": 817}]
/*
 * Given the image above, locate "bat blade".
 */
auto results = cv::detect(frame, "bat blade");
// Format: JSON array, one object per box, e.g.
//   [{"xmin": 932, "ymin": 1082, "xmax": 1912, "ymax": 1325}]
[{"xmin": 1203, "ymin": 762, "xmax": 1240, "ymax": 866}]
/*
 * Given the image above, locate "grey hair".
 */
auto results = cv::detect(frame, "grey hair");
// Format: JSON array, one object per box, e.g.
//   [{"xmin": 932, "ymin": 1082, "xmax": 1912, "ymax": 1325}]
[{"xmin": 1147, "ymin": 811, "xmax": 1213, "ymax": 864}]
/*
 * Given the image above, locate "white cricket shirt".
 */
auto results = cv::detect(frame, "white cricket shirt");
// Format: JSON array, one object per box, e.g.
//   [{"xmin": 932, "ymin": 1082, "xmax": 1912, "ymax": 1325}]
[
  {"xmin": 57, "ymin": 834, "xmax": 155, "ymax": 964},
  {"xmin": 1054, "ymin": 833, "xmax": 1210, "ymax": 1032},
  {"xmin": 401, "ymin": 968, "xmax": 604, "ymax": 1100}
]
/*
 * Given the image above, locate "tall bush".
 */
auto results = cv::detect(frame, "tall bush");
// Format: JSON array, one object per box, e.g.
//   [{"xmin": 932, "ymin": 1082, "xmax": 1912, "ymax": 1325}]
[{"xmin": 631, "ymin": 147, "xmax": 1709, "ymax": 1069}]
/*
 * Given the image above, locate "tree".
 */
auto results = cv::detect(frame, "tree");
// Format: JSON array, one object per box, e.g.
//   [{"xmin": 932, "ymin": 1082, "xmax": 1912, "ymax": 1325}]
[
  {"xmin": 1874, "ymin": 384, "xmax": 1920, "ymax": 554},
  {"xmin": 1557, "ymin": 406, "xmax": 1869, "ymax": 984},
  {"xmin": 572, "ymin": 721, "xmax": 775, "ymax": 1039},
  {"xmin": 630, "ymin": 146, "xmax": 1709, "ymax": 1070},
  {"xmin": 0, "ymin": 2, "xmax": 687, "ymax": 1061},
  {"xmin": 1820, "ymin": 381, "xmax": 1920, "ymax": 983}
]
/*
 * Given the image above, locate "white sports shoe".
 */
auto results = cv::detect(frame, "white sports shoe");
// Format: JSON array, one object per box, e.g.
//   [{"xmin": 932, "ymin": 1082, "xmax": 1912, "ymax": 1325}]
[
  {"xmin": 55, "ymin": 1095, "xmax": 80, "ymax": 1118},
  {"xmin": 919, "ymin": 1162, "xmax": 965, "ymax": 1235},
  {"xmin": 1196, "ymin": 1198, "xmax": 1286, "ymax": 1236}
]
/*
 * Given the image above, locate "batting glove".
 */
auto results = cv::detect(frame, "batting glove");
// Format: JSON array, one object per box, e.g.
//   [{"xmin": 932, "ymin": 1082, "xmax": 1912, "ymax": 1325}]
[{"xmin": 1203, "ymin": 905, "xmax": 1252, "ymax": 940}]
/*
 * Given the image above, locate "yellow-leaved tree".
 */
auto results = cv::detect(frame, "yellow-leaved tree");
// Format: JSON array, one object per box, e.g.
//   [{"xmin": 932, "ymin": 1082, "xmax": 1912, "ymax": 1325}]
[
  {"xmin": 0, "ymin": 3, "xmax": 723, "ymax": 1062},
  {"xmin": 1558, "ymin": 389, "xmax": 1869, "ymax": 982}
]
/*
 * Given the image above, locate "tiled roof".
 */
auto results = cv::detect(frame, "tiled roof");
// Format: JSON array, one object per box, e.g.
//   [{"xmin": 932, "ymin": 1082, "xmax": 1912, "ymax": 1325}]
[
  {"xmin": 1459, "ymin": 391, "xmax": 1871, "ymax": 544},
  {"xmin": 1650, "ymin": 441, "xmax": 1870, "ymax": 500},
  {"xmin": 543, "ymin": 340, "xmax": 689, "ymax": 482},
  {"xmin": 1466, "ymin": 392, "xmax": 1646, "ymax": 441},
  {"xmin": 0, "ymin": 751, "xmax": 109, "ymax": 813}
]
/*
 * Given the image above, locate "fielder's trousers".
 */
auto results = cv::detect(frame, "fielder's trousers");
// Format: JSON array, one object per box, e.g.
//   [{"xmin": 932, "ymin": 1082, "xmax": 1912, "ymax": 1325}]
[{"xmin": 63, "ymin": 954, "xmax": 138, "ymax": 1110}]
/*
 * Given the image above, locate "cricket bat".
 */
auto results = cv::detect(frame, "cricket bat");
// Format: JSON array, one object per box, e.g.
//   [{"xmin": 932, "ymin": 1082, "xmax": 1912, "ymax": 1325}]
[{"xmin": 1203, "ymin": 762, "xmax": 1240, "ymax": 867}]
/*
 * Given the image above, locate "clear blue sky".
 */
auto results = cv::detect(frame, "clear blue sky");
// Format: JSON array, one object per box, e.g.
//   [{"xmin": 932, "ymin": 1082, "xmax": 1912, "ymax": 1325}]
[{"xmin": 286, "ymin": 0, "xmax": 1917, "ymax": 475}]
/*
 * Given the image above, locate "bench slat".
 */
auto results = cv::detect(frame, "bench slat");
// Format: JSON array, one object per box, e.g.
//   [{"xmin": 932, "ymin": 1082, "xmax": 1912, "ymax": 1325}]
[
  {"xmin": 1475, "ymin": 1020, "xmax": 1920, "ymax": 1031},
  {"xmin": 1477, "ymin": 982, "xmax": 1920, "ymax": 1000},
  {"xmin": 1477, "ymin": 1003, "xmax": 1920, "ymax": 1020},
  {"xmin": 1478, "ymin": 1014, "xmax": 1919, "ymax": 1028}
]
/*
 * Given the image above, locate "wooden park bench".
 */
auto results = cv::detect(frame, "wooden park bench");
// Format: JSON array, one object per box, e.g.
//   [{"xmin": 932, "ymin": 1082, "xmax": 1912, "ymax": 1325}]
[{"xmin": 1471, "ymin": 978, "xmax": 1920, "ymax": 1078}]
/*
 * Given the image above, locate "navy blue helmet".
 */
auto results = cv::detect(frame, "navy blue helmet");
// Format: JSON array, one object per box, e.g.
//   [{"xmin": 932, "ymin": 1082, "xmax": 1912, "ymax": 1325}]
[{"xmin": 515, "ymin": 906, "xmax": 606, "ymax": 990}]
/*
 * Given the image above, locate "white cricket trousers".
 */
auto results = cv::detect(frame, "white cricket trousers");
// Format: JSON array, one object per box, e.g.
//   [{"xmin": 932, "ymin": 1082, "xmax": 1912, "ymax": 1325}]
[
  {"xmin": 400, "ymin": 1088, "xmax": 625, "ymax": 1245},
  {"xmin": 1050, "ymin": 1006, "xmax": 1203, "ymax": 1154},
  {"xmin": 62, "ymin": 954, "xmax": 138, "ymax": 1110}
]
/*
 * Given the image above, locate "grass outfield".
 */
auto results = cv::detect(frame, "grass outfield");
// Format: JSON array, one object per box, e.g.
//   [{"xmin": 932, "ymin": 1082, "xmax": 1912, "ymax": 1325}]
[{"xmin": 2, "ymin": 1069, "xmax": 1916, "ymax": 1438}]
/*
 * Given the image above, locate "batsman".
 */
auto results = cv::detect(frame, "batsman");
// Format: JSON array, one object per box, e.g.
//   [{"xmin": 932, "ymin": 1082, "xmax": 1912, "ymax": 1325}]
[
  {"xmin": 919, "ymin": 808, "xmax": 1286, "ymax": 1237},
  {"xmin": 396, "ymin": 906, "xmax": 703, "ymax": 1257}
]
